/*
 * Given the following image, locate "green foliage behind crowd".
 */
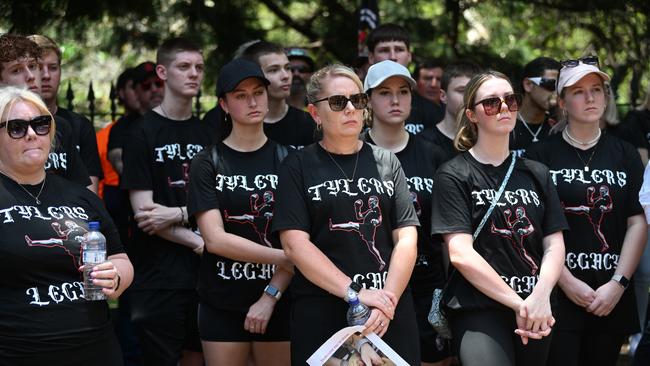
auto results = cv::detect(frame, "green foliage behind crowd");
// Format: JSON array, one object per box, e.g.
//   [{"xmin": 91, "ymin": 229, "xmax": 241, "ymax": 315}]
[{"xmin": 1, "ymin": 0, "xmax": 649, "ymax": 120}]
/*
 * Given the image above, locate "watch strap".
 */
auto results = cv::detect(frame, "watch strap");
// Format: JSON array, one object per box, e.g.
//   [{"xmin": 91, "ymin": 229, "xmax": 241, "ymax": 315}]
[{"xmin": 611, "ymin": 274, "xmax": 629, "ymax": 289}]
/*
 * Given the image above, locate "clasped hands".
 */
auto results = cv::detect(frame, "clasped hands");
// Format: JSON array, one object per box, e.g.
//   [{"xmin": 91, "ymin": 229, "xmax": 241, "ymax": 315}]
[{"xmin": 358, "ymin": 288, "xmax": 397, "ymax": 338}]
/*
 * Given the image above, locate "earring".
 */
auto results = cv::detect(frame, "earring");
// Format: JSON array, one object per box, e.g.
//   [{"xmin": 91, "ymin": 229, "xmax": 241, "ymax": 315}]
[{"xmin": 316, "ymin": 123, "xmax": 322, "ymax": 132}]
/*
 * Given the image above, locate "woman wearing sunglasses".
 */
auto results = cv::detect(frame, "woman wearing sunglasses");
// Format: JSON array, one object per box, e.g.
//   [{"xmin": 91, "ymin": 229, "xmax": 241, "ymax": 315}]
[
  {"xmin": 526, "ymin": 58, "xmax": 647, "ymax": 366},
  {"xmin": 273, "ymin": 64, "xmax": 420, "ymax": 364},
  {"xmin": 359, "ymin": 60, "xmax": 450, "ymax": 366},
  {"xmin": 186, "ymin": 59, "xmax": 292, "ymax": 366},
  {"xmin": 0, "ymin": 86, "xmax": 133, "ymax": 365},
  {"xmin": 431, "ymin": 71, "xmax": 568, "ymax": 366}
]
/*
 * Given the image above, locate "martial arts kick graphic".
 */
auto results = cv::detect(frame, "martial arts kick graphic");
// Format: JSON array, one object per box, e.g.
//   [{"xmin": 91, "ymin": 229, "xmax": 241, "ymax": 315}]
[
  {"xmin": 490, "ymin": 206, "xmax": 538, "ymax": 274},
  {"xmin": 168, "ymin": 162, "xmax": 190, "ymax": 190},
  {"xmin": 25, "ymin": 220, "xmax": 88, "ymax": 271},
  {"xmin": 224, "ymin": 191, "xmax": 275, "ymax": 247},
  {"xmin": 328, "ymin": 195, "xmax": 386, "ymax": 270},
  {"xmin": 564, "ymin": 185, "xmax": 613, "ymax": 253},
  {"xmin": 410, "ymin": 191, "xmax": 422, "ymax": 218}
]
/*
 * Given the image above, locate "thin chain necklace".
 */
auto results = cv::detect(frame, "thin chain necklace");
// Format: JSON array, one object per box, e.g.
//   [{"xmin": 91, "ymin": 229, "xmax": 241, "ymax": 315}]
[
  {"xmin": 323, "ymin": 143, "xmax": 360, "ymax": 182},
  {"xmin": 160, "ymin": 103, "xmax": 192, "ymax": 120},
  {"xmin": 0, "ymin": 170, "xmax": 46, "ymax": 204},
  {"xmin": 518, "ymin": 115, "xmax": 544, "ymax": 142},
  {"xmin": 564, "ymin": 127, "xmax": 601, "ymax": 146}
]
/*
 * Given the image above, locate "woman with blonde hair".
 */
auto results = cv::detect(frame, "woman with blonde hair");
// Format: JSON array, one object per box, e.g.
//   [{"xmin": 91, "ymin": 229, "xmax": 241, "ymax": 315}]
[
  {"xmin": 0, "ymin": 86, "xmax": 133, "ymax": 365},
  {"xmin": 273, "ymin": 64, "xmax": 420, "ymax": 364},
  {"xmin": 432, "ymin": 70, "xmax": 567, "ymax": 366},
  {"xmin": 526, "ymin": 56, "xmax": 647, "ymax": 366}
]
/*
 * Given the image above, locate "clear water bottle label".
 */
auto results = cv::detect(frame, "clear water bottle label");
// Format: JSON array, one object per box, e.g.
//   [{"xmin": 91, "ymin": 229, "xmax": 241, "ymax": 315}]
[{"xmin": 83, "ymin": 251, "xmax": 105, "ymax": 264}]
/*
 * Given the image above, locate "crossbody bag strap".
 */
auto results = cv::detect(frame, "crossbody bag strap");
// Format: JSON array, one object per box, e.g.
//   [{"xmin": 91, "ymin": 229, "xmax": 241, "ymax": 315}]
[{"xmin": 472, "ymin": 152, "xmax": 517, "ymax": 240}]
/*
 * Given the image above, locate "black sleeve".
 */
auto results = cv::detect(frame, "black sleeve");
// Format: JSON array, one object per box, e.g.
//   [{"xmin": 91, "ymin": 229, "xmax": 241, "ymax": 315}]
[
  {"xmin": 538, "ymin": 164, "xmax": 570, "ymax": 236},
  {"xmin": 120, "ymin": 123, "xmax": 152, "ymax": 190},
  {"xmin": 619, "ymin": 111, "xmax": 647, "ymax": 149},
  {"xmin": 271, "ymin": 153, "xmax": 311, "ymax": 233},
  {"xmin": 431, "ymin": 167, "xmax": 473, "ymax": 235},
  {"xmin": 77, "ymin": 115, "xmax": 103, "ymax": 178},
  {"xmin": 624, "ymin": 142, "xmax": 645, "ymax": 218},
  {"xmin": 389, "ymin": 154, "xmax": 420, "ymax": 228},
  {"xmin": 107, "ymin": 120, "xmax": 124, "ymax": 151},
  {"xmin": 187, "ymin": 148, "xmax": 219, "ymax": 217}
]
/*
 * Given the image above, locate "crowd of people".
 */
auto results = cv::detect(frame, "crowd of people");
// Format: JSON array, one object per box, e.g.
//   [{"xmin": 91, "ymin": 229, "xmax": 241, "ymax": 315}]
[{"xmin": 1, "ymin": 21, "xmax": 650, "ymax": 366}]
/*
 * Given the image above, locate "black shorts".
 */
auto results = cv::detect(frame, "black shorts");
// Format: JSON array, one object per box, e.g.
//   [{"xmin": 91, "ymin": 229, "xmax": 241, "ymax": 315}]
[
  {"xmin": 290, "ymin": 292, "xmax": 420, "ymax": 366},
  {"xmin": 412, "ymin": 291, "xmax": 451, "ymax": 362},
  {"xmin": 198, "ymin": 300, "xmax": 290, "ymax": 342},
  {"xmin": 130, "ymin": 289, "xmax": 201, "ymax": 366}
]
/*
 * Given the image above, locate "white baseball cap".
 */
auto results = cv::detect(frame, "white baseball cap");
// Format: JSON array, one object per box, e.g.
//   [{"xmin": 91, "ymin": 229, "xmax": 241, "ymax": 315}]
[
  {"xmin": 364, "ymin": 60, "xmax": 416, "ymax": 93},
  {"xmin": 557, "ymin": 63, "xmax": 610, "ymax": 95}
]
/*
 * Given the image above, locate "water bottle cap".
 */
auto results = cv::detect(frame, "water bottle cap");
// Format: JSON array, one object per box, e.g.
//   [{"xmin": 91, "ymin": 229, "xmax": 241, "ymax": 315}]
[{"xmin": 88, "ymin": 221, "xmax": 100, "ymax": 230}]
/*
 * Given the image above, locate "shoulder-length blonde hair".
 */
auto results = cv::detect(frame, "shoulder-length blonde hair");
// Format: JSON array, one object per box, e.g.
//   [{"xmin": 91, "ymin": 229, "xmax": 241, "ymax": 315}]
[
  {"xmin": 0, "ymin": 86, "xmax": 56, "ymax": 144},
  {"xmin": 454, "ymin": 70, "xmax": 512, "ymax": 151}
]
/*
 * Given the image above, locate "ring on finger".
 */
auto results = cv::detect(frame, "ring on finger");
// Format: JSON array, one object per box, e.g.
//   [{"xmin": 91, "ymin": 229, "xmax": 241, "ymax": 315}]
[{"xmin": 379, "ymin": 321, "xmax": 384, "ymax": 327}]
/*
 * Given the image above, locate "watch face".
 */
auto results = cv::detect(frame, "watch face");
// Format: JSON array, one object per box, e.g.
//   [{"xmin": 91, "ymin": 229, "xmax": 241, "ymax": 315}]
[{"xmin": 266, "ymin": 286, "xmax": 279, "ymax": 296}]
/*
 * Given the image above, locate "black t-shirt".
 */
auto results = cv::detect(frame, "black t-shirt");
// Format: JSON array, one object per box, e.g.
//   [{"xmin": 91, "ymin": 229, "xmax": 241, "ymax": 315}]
[
  {"xmin": 56, "ymin": 108, "xmax": 103, "ymax": 179},
  {"xmin": 509, "ymin": 116, "xmax": 553, "ymax": 157},
  {"xmin": 187, "ymin": 140, "xmax": 288, "ymax": 310},
  {"xmin": 107, "ymin": 112, "xmax": 141, "ymax": 152},
  {"xmin": 419, "ymin": 124, "xmax": 457, "ymax": 162},
  {"xmin": 526, "ymin": 133, "xmax": 643, "ymax": 332},
  {"xmin": 406, "ymin": 93, "xmax": 444, "ymax": 135},
  {"xmin": 272, "ymin": 142, "xmax": 420, "ymax": 296},
  {"xmin": 0, "ymin": 173, "xmax": 122, "ymax": 356},
  {"xmin": 431, "ymin": 152, "xmax": 568, "ymax": 311},
  {"xmin": 202, "ymin": 105, "xmax": 317, "ymax": 149},
  {"xmin": 121, "ymin": 111, "xmax": 218, "ymax": 289},
  {"xmin": 618, "ymin": 108, "xmax": 650, "ymax": 149},
  {"xmin": 47, "ymin": 115, "xmax": 92, "ymax": 187},
  {"xmin": 362, "ymin": 133, "xmax": 447, "ymax": 295}
]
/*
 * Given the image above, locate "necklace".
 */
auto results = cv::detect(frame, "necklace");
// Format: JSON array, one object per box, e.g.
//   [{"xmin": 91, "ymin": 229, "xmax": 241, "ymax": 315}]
[
  {"xmin": 518, "ymin": 116, "xmax": 544, "ymax": 142},
  {"xmin": 324, "ymin": 143, "xmax": 360, "ymax": 182},
  {"xmin": 0, "ymin": 170, "xmax": 46, "ymax": 205},
  {"xmin": 564, "ymin": 127, "xmax": 601, "ymax": 147},
  {"xmin": 570, "ymin": 141, "xmax": 599, "ymax": 172},
  {"xmin": 160, "ymin": 103, "xmax": 192, "ymax": 120}
]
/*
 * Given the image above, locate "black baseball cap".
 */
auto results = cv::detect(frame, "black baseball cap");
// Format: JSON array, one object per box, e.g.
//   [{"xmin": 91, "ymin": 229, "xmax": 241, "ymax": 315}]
[
  {"xmin": 217, "ymin": 58, "xmax": 269, "ymax": 97},
  {"xmin": 132, "ymin": 61, "xmax": 158, "ymax": 85}
]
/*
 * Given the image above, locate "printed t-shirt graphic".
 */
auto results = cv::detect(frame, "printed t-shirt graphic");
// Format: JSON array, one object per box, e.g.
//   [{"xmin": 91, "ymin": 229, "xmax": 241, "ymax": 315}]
[
  {"xmin": 225, "ymin": 190, "xmax": 276, "ymax": 248},
  {"xmin": 490, "ymin": 206, "xmax": 538, "ymax": 274}
]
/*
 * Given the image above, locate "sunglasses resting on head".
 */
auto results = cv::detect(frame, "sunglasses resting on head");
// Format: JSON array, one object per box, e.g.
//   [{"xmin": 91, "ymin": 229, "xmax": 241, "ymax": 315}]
[
  {"xmin": 473, "ymin": 94, "xmax": 522, "ymax": 116},
  {"xmin": 0, "ymin": 115, "xmax": 52, "ymax": 139},
  {"xmin": 528, "ymin": 77, "xmax": 557, "ymax": 92},
  {"xmin": 560, "ymin": 55, "xmax": 599, "ymax": 68},
  {"xmin": 312, "ymin": 93, "xmax": 369, "ymax": 112}
]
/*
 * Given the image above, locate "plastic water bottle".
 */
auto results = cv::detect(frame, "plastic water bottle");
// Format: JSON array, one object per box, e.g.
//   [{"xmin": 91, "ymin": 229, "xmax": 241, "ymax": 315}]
[
  {"xmin": 346, "ymin": 290, "xmax": 371, "ymax": 326},
  {"xmin": 82, "ymin": 221, "xmax": 107, "ymax": 301}
]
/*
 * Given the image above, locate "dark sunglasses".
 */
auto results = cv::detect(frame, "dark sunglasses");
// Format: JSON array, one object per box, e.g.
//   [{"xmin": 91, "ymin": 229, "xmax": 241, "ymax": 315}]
[
  {"xmin": 140, "ymin": 79, "xmax": 164, "ymax": 91},
  {"xmin": 528, "ymin": 77, "xmax": 557, "ymax": 92},
  {"xmin": 0, "ymin": 115, "xmax": 52, "ymax": 139},
  {"xmin": 313, "ymin": 93, "xmax": 368, "ymax": 112},
  {"xmin": 289, "ymin": 65, "xmax": 311, "ymax": 73},
  {"xmin": 560, "ymin": 56, "xmax": 599, "ymax": 68},
  {"xmin": 474, "ymin": 94, "xmax": 522, "ymax": 116}
]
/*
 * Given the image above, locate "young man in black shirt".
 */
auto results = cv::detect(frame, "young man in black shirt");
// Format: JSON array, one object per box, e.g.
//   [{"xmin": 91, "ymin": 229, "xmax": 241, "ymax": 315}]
[
  {"xmin": 421, "ymin": 60, "xmax": 481, "ymax": 161},
  {"xmin": 28, "ymin": 34, "xmax": 103, "ymax": 193},
  {"xmin": 366, "ymin": 24, "xmax": 443, "ymax": 134},
  {"xmin": 510, "ymin": 57, "xmax": 561, "ymax": 156},
  {"xmin": 122, "ymin": 38, "xmax": 215, "ymax": 366},
  {"xmin": 0, "ymin": 33, "xmax": 91, "ymax": 187}
]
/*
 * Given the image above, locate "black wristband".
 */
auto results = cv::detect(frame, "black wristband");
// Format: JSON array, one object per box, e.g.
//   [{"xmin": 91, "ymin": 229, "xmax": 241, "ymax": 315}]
[{"xmin": 349, "ymin": 280, "xmax": 362, "ymax": 293}]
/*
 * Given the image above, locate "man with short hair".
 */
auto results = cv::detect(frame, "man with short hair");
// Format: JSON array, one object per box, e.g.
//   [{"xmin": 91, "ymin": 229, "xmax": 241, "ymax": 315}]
[
  {"xmin": 0, "ymin": 33, "xmax": 90, "ymax": 187},
  {"xmin": 421, "ymin": 60, "xmax": 481, "ymax": 161},
  {"xmin": 511, "ymin": 56, "xmax": 561, "ymax": 156},
  {"xmin": 286, "ymin": 47, "xmax": 314, "ymax": 109},
  {"xmin": 366, "ymin": 24, "xmax": 442, "ymax": 134},
  {"xmin": 121, "ymin": 37, "xmax": 215, "ymax": 366},
  {"xmin": 28, "ymin": 34, "xmax": 103, "ymax": 193},
  {"xmin": 414, "ymin": 59, "xmax": 444, "ymax": 106}
]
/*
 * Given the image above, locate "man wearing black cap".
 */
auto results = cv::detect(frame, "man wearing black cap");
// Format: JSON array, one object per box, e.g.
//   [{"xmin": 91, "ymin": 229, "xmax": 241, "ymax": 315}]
[
  {"xmin": 286, "ymin": 47, "xmax": 314, "ymax": 109},
  {"xmin": 121, "ymin": 37, "xmax": 216, "ymax": 366},
  {"xmin": 132, "ymin": 61, "xmax": 164, "ymax": 115},
  {"xmin": 0, "ymin": 33, "xmax": 91, "ymax": 187}
]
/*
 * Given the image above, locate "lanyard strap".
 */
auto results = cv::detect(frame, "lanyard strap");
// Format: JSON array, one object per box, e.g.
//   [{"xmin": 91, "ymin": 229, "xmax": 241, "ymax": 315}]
[{"xmin": 473, "ymin": 152, "xmax": 517, "ymax": 240}]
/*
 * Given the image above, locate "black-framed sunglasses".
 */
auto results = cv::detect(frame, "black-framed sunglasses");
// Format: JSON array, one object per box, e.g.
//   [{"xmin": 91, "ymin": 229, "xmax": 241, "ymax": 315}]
[
  {"xmin": 528, "ymin": 77, "xmax": 557, "ymax": 92},
  {"xmin": 0, "ymin": 115, "xmax": 53, "ymax": 139},
  {"xmin": 289, "ymin": 65, "xmax": 311, "ymax": 73},
  {"xmin": 560, "ymin": 56, "xmax": 599, "ymax": 68},
  {"xmin": 473, "ymin": 94, "xmax": 522, "ymax": 116},
  {"xmin": 313, "ymin": 93, "xmax": 368, "ymax": 112},
  {"xmin": 140, "ymin": 79, "xmax": 164, "ymax": 91}
]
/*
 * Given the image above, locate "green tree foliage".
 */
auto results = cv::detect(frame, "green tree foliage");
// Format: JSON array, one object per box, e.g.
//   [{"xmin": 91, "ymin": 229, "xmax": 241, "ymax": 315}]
[{"xmin": 1, "ymin": 0, "xmax": 648, "ymax": 114}]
